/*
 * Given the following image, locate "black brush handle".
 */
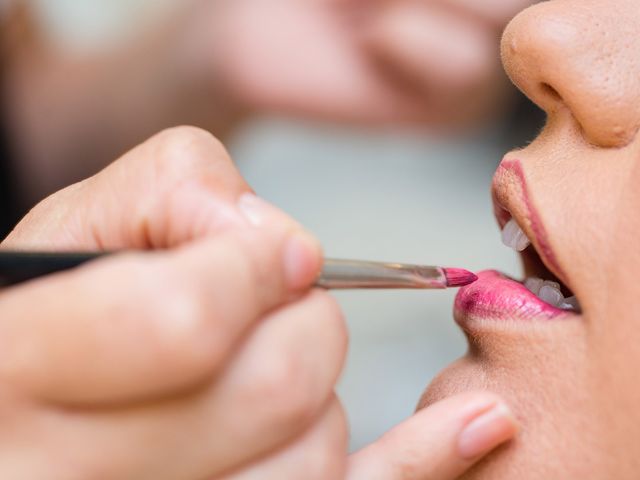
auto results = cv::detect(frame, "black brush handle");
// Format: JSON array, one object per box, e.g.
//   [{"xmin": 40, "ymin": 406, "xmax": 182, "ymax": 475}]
[
  {"xmin": 0, "ymin": 251, "xmax": 107, "ymax": 287},
  {"xmin": 0, "ymin": 252, "xmax": 468, "ymax": 291}
]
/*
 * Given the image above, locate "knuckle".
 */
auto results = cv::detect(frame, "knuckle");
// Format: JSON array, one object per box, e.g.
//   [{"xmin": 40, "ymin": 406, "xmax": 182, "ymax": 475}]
[
  {"xmin": 152, "ymin": 126, "xmax": 230, "ymax": 174},
  {"xmin": 155, "ymin": 125, "xmax": 218, "ymax": 149}
]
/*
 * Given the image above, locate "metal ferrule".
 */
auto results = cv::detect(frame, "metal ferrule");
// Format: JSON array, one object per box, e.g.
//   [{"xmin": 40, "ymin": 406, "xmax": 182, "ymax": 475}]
[{"xmin": 315, "ymin": 258, "xmax": 447, "ymax": 290}]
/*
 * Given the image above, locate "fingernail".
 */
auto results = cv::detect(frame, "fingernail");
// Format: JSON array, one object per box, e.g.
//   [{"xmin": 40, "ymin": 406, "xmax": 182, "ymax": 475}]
[
  {"xmin": 284, "ymin": 231, "xmax": 322, "ymax": 290},
  {"xmin": 237, "ymin": 193, "xmax": 277, "ymax": 227},
  {"xmin": 458, "ymin": 402, "xmax": 518, "ymax": 459}
]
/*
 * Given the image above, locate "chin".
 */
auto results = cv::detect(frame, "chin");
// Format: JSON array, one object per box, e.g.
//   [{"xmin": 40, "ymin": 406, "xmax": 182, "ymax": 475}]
[
  {"xmin": 418, "ymin": 311, "xmax": 609, "ymax": 478},
  {"xmin": 418, "ymin": 351, "xmax": 587, "ymax": 479}
]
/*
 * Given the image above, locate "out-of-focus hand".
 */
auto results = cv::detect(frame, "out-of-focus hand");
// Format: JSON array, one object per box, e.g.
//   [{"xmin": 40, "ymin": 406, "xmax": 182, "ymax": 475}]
[
  {"xmin": 179, "ymin": 0, "xmax": 535, "ymax": 129},
  {"xmin": 360, "ymin": 0, "xmax": 537, "ymax": 127},
  {"xmin": 3, "ymin": 0, "xmax": 535, "ymax": 207}
]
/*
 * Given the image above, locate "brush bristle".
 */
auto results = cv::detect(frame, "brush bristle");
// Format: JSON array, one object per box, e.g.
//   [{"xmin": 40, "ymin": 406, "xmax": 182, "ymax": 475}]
[{"xmin": 443, "ymin": 268, "xmax": 478, "ymax": 287}]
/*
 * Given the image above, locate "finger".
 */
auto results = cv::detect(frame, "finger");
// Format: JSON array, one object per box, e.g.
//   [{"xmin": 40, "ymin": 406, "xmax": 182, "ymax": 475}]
[
  {"xmin": 3, "ymin": 126, "xmax": 251, "ymax": 250},
  {"xmin": 0, "ymin": 205, "xmax": 322, "ymax": 405},
  {"xmin": 362, "ymin": 2, "xmax": 506, "ymax": 126},
  {"xmin": 433, "ymin": 0, "xmax": 534, "ymax": 27},
  {"xmin": 365, "ymin": 3, "xmax": 497, "ymax": 90},
  {"xmin": 192, "ymin": 289, "xmax": 348, "ymax": 476},
  {"xmin": 32, "ymin": 291, "xmax": 347, "ymax": 480},
  {"xmin": 216, "ymin": 398, "xmax": 348, "ymax": 480},
  {"xmin": 347, "ymin": 392, "xmax": 518, "ymax": 480}
]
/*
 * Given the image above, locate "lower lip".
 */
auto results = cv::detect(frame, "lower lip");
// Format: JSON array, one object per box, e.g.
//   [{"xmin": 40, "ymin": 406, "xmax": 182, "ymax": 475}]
[{"xmin": 454, "ymin": 270, "xmax": 572, "ymax": 324}]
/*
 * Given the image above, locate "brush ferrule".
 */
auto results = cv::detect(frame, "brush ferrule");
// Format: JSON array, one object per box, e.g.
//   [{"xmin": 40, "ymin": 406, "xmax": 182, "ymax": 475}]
[{"xmin": 316, "ymin": 259, "xmax": 447, "ymax": 289}]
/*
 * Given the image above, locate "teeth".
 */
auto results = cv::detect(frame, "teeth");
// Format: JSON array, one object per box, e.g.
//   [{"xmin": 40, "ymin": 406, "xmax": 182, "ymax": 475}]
[
  {"xmin": 542, "ymin": 279, "xmax": 561, "ymax": 291},
  {"xmin": 524, "ymin": 276, "xmax": 581, "ymax": 312},
  {"xmin": 538, "ymin": 285, "xmax": 564, "ymax": 307},
  {"xmin": 560, "ymin": 296, "xmax": 580, "ymax": 311},
  {"xmin": 501, "ymin": 219, "xmax": 531, "ymax": 252},
  {"xmin": 501, "ymin": 217, "xmax": 580, "ymax": 312},
  {"xmin": 524, "ymin": 277, "xmax": 544, "ymax": 295}
]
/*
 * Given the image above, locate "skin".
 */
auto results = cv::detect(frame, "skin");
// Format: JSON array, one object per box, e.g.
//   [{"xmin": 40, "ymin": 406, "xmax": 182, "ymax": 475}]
[
  {"xmin": 1, "ymin": 0, "xmax": 532, "ymax": 207},
  {"xmin": 418, "ymin": 0, "xmax": 640, "ymax": 478},
  {"xmin": 0, "ymin": 126, "xmax": 517, "ymax": 479}
]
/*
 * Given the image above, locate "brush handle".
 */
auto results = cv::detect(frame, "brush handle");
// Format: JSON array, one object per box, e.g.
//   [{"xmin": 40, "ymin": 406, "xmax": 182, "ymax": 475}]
[
  {"xmin": 0, "ymin": 251, "xmax": 105, "ymax": 286},
  {"xmin": 0, "ymin": 252, "xmax": 449, "ymax": 290}
]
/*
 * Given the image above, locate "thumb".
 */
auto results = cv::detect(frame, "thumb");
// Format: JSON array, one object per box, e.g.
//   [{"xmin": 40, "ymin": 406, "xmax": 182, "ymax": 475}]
[{"xmin": 347, "ymin": 392, "xmax": 518, "ymax": 480}]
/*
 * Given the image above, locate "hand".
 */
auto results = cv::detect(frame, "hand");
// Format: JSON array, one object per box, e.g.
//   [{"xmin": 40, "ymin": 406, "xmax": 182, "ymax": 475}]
[
  {"xmin": 0, "ymin": 126, "xmax": 345, "ymax": 478},
  {"xmin": 0, "ymin": 126, "xmax": 517, "ymax": 478},
  {"xmin": 179, "ymin": 0, "xmax": 535, "ymax": 128},
  {"xmin": 347, "ymin": 392, "xmax": 518, "ymax": 480},
  {"xmin": 359, "ymin": 0, "xmax": 537, "ymax": 127},
  {"xmin": 3, "ymin": 0, "xmax": 533, "ymax": 207},
  {"xmin": 218, "ymin": 391, "xmax": 518, "ymax": 479}
]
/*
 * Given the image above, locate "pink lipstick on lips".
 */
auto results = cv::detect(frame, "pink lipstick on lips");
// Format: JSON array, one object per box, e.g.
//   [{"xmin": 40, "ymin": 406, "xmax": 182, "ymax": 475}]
[
  {"xmin": 454, "ymin": 270, "xmax": 570, "ymax": 323},
  {"xmin": 455, "ymin": 158, "xmax": 576, "ymax": 325}
]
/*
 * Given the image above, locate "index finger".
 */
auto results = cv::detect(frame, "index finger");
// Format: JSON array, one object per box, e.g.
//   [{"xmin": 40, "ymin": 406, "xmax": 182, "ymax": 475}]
[{"xmin": 4, "ymin": 126, "xmax": 250, "ymax": 251}]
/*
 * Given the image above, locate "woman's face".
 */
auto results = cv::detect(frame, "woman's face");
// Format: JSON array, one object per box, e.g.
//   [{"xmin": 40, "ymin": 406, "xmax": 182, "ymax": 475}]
[{"xmin": 419, "ymin": 0, "xmax": 640, "ymax": 477}]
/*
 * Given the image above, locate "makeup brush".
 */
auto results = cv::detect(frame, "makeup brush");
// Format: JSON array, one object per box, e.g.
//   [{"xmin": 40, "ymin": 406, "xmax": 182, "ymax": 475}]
[
  {"xmin": 0, "ymin": 251, "xmax": 477, "ymax": 290},
  {"xmin": 317, "ymin": 258, "xmax": 476, "ymax": 289}
]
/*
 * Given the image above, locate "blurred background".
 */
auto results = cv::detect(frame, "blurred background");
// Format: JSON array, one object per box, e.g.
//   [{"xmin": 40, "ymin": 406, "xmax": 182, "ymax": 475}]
[{"xmin": 1, "ymin": 0, "xmax": 542, "ymax": 449}]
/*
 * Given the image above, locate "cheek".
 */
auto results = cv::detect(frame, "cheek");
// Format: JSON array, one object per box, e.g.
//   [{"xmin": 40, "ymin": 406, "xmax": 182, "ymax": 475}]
[
  {"xmin": 524, "ymin": 127, "xmax": 635, "ymax": 316},
  {"xmin": 583, "ymin": 145, "xmax": 640, "ymax": 480},
  {"xmin": 609, "ymin": 149, "xmax": 640, "ymax": 289},
  {"xmin": 589, "ymin": 148, "xmax": 640, "ymax": 465}
]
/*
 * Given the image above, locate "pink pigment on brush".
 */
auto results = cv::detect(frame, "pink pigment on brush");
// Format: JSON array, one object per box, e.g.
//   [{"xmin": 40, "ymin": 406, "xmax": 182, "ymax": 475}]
[{"xmin": 443, "ymin": 268, "xmax": 478, "ymax": 287}]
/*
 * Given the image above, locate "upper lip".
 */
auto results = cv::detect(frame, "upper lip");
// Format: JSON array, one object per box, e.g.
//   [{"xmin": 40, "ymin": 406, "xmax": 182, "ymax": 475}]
[
  {"xmin": 452, "ymin": 155, "xmax": 582, "ymax": 335},
  {"xmin": 491, "ymin": 157, "xmax": 573, "ymax": 295}
]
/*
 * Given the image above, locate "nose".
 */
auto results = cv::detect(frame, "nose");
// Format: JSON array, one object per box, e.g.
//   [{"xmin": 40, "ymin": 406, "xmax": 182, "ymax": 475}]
[{"xmin": 501, "ymin": 0, "xmax": 640, "ymax": 148}]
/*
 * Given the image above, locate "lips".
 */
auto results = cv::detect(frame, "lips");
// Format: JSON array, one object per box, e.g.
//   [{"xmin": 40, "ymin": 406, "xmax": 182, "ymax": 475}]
[
  {"xmin": 455, "ymin": 270, "xmax": 571, "ymax": 323},
  {"xmin": 455, "ymin": 158, "xmax": 581, "ymax": 326}
]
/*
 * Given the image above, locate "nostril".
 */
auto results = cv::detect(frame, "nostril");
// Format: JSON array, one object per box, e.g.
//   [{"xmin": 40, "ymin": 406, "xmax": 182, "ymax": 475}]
[
  {"xmin": 536, "ymin": 80, "xmax": 636, "ymax": 147},
  {"xmin": 539, "ymin": 82, "xmax": 562, "ymax": 102},
  {"xmin": 502, "ymin": 1, "xmax": 640, "ymax": 149}
]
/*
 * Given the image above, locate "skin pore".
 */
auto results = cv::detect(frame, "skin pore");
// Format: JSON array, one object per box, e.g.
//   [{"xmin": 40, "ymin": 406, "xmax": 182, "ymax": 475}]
[{"xmin": 418, "ymin": 0, "xmax": 640, "ymax": 478}]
